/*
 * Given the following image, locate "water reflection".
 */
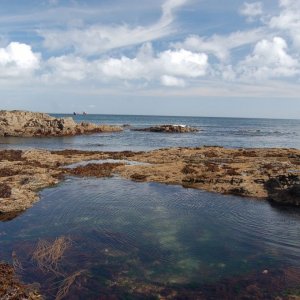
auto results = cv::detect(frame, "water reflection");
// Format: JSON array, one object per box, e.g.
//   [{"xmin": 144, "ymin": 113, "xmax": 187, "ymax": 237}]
[{"xmin": 0, "ymin": 177, "xmax": 300, "ymax": 299}]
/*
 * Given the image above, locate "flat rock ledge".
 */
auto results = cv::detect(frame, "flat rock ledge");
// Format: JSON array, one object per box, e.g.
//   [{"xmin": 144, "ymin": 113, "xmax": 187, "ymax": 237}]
[
  {"xmin": 0, "ymin": 110, "xmax": 122, "ymax": 137},
  {"xmin": 1, "ymin": 147, "xmax": 300, "ymax": 221},
  {"xmin": 132, "ymin": 124, "xmax": 199, "ymax": 133}
]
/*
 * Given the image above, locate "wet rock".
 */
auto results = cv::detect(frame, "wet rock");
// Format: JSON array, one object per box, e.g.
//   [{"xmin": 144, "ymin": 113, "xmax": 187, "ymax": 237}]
[
  {"xmin": 0, "ymin": 168, "xmax": 19, "ymax": 177},
  {"xmin": 0, "ymin": 262, "xmax": 42, "ymax": 299},
  {"xmin": 0, "ymin": 150, "xmax": 24, "ymax": 161},
  {"xmin": 0, "ymin": 211, "xmax": 23, "ymax": 221},
  {"xmin": 265, "ymin": 174, "xmax": 300, "ymax": 206},
  {"xmin": 182, "ymin": 164, "xmax": 196, "ymax": 175},
  {"xmin": 228, "ymin": 187, "xmax": 249, "ymax": 196},
  {"xmin": 132, "ymin": 124, "xmax": 199, "ymax": 133},
  {"xmin": 0, "ymin": 110, "xmax": 122, "ymax": 137},
  {"xmin": 130, "ymin": 173, "xmax": 148, "ymax": 181},
  {"xmin": 0, "ymin": 183, "xmax": 12, "ymax": 198},
  {"xmin": 67, "ymin": 163, "xmax": 124, "ymax": 178}
]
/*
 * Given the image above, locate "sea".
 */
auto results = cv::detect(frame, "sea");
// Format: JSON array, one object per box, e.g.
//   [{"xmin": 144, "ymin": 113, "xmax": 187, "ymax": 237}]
[
  {"xmin": 0, "ymin": 114, "xmax": 300, "ymax": 299},
  {"xmin": 0, "ymin": 114, "xmax": 299, "ymax": 150}
]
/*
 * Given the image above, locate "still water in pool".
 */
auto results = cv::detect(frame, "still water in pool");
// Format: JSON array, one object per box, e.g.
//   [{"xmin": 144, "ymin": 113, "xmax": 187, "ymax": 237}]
[{"xmin": 1, "ymin": 177, "xmax": 300, "ymax": 298}]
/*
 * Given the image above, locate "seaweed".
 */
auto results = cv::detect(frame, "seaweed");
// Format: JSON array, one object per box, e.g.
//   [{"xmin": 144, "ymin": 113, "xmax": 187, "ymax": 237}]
[
  {"xmin": 55, "ymin": 270, "xmax": 87, "ymax": 300},
  {"xmin": 32, "ymin": 236, "xmax": 72, "ymax": 275}
]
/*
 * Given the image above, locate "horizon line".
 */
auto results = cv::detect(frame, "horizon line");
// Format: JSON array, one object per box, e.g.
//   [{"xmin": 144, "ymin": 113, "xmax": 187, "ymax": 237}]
[{"xmin": 49, "ymin": 112, "xmax": 300, "ymax": 121}]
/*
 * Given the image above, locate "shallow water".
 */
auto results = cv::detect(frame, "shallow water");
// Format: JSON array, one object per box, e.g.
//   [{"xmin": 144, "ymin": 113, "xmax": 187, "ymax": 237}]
[
  {"xmin": 0, "ymin": 114, "xmax": 300, "ymax": 151},
  {"xmin": 1, "ymin": 177, "xmax": 300, "ymax": 298}
]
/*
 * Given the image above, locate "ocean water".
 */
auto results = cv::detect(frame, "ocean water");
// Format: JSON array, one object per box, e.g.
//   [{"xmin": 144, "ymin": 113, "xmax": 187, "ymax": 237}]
[
  {"xmin": 0, "ymin": 114, "xmax": 299, "ymax": 151},
  {"xmin": 0, "ymin": 114, "xmax": 300, "ymax": 299}
]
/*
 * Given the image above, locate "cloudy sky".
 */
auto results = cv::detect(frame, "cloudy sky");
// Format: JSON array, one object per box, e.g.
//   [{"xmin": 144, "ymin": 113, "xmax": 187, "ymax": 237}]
[{"xmin": 0, "ymin": 0, "xmax": 299, "ymax": 118}]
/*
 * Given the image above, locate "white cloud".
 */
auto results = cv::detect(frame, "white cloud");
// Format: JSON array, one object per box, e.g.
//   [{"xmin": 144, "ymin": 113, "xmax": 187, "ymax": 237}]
[
  {"xmin": 159, "ymin": 49, "xmax": 208, "ymax": 77},
  {"xmin": 173, "ymin": 29, "xmax": 265, "ymax": 62},
  {"xmin": 0, "ymin": 42, "xmax": 40, "ymax": 78},
  {"xmin": 238, "ymin": 37, "xmax": 299, "ymax": 79},
  {"xmin": 45, "ymin": 55, "xmax": 89, "ymax": 81},
  {"xmin": 97, "ymin": 43, "xmax": 151, "ymax": 80},
  {"xmin": 279, "ymin": 0, "xmax": 298, "ymax": 8},
  {"xmin": 97, "ymin": 46, "xmax": 208, "ymax": 84},
  {"xmin": 44, "ymin": 44, "xmax": 208, "ymax": 86},
  {"xmin": 240, "ymin": 2, "xmax": 263, "ymax": 21},
  {"xmin": 40, "ymin": 0, "xmax": 188, "ymax": 55},
  {"xmin": 269, "ymin": 0, "xmax": 300, "ymax": 49},
  {"xmin": 100, "ymin": 56, "xmax": 145, "ymax": 80},
  {"xmin": 161, "ymin": 0, "xmax": 188, "ymax": 25},
  {"xmin": 161, "ymin": 75, "xmax": 186, "ymax": 87},
  {"xmin": 211, "ymin": 64, "xmax": 237, "ymax": 81}
]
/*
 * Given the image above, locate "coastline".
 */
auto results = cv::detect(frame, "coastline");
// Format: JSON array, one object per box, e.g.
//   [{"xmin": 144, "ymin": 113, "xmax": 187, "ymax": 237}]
[
  {"xmin": 1, "ymin": 146, "xmax": 299, "ymax": 220},
  {"xmin": 0, "ymin": 111, "xmax": 300, "ymax": 298}
]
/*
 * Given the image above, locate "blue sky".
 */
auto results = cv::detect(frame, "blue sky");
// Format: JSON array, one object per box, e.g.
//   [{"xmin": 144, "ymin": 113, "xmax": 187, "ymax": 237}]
[{"xmin": 0, "ymin": 0, "xmax": 299, "ymax": 118}]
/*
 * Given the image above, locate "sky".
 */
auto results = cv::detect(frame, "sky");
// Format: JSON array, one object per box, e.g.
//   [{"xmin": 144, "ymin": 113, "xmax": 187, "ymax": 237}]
[{"xmin": 0, "ymin": 0, "xmax": 299, "ymax": 118}]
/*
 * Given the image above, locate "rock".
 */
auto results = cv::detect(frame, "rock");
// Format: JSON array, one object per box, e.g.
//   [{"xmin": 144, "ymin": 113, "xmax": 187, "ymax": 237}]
[
  {"xmin": 0, "ymin": 110, "xmax": 122, "ymax": 137},
  {"xmin": 67, "ymin": 163, "xmax": 124, "ymax": 178},
  {"xmin": 265, "ymin": 174, "xmax": 300, "ymax": 206},
  {"xmin": 0, "ymin": 262, "xmax": 42, "ymax": 299},
  {"xmin": 132, "ymin": 124, "xmax": 199, "ymax": 133},
  {"xmin": 0, "ymin": 183, "xmax": 11, "ymax": 198},
  {"xmin": 1, "ymin": 147, "xmax": 300, "ymax": 219},
  {"xmin": 130, "ymin": 173, "xmax": 148, "ymax": 181}
]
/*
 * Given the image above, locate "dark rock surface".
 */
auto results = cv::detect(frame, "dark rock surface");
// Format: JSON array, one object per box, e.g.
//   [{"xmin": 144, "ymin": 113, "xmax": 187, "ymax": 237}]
[
  {"xmin": 265, "ymin": 174, "xmax": 300, "ymax": 206},
  {"xmin": 132, "ymin": 124, "xmax": 199, "ymax": 133}
]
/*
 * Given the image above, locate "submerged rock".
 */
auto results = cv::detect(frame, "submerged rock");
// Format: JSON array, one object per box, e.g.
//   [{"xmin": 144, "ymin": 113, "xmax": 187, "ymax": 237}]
[
  {"xmin": 0, "ymin": 262, "xmax": 42, "ymax": 299},
  {"xmin": 0, "ymin": 110, "xmax": 122, "ymax": 137},
  {"xmin": 132, "ymin": 124, "xmax": 199, "ymax": 133}
]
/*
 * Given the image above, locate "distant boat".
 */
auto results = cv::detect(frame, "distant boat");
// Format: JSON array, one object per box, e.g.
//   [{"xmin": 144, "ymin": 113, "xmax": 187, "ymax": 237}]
[
  {"xmin": 73, "ymin": 112, "xmax": 76, "ymax": 115},
  {"xmin": 83, "ymin": 112, "xmax": 87, "ymax": 115}
]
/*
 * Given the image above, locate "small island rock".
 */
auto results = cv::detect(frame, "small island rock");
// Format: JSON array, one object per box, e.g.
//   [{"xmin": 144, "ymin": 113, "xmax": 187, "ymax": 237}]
[{"xmin": 132, "ymin": 124, "xmax": 199, "ymax": 133}]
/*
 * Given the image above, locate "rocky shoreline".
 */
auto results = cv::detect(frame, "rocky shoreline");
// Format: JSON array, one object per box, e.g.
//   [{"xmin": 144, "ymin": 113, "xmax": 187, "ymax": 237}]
[
  {"xmin": 0, "ymin": 146, "xmax": 300, "ymax": 220},
  {"xmin": 1, "ymin": 146, "xmax": 300, "ymax": 298},
  {"xmin": 0, "ymin": 110, "xmax": 122, "ymax": 137}
]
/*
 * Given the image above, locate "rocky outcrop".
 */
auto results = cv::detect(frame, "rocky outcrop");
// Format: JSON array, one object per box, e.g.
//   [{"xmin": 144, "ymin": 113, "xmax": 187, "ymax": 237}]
[
  {"xmin": 118, "ymin": 147, "xmax": 300, "ymax": 206},
  {"xmin": 0, "ymin": 110, "xmax": 122, "ymax": 137},
  {"xmin": 1, "ymin": 147, "xmax": 300, "ymax": 220},
  {"xmin": 265, "ymin": 174, "xmax": 300, "ymax": 206},
  {"xmin": 132, "ymin": 124, "xmax": 199, "ymax": 133},
  {"xmin": 0, "ymin": 149, "xmax": 135, "ymax": 219}
]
